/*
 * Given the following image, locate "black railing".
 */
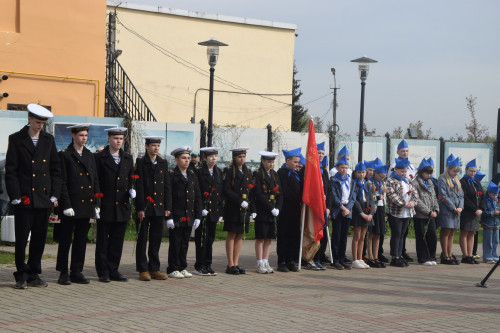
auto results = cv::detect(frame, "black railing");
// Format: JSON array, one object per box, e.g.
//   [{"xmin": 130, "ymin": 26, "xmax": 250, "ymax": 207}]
[{"xmin": 105, "ymin": 54, "xmax": 157, "ymax": 121}]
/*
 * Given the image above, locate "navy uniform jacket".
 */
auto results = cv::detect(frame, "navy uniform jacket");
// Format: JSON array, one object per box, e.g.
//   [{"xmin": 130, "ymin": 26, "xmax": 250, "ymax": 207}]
[
  {"xmin": 169, "ymin": 166, "xmax": 202, "ymax": 227},
  {"xmin": 222, "ymin": 164, "xmax": 256, "ymax": 224},
  {"xmin": 253, "ymin": 168, "xmax": 283, "ymax": 222},
  {"xmin": 195, "ymin": 163, "xmax": 223, "ymax": 222},
  {"xmin": 59, "ymin": 144, "xmax": 100, "ymax": 218},
  {"xmin": 5, "ymin": 125, "xmax": 62, "ymax": 208},
  {"xmin": 94, "ymin": 146, "xmax": 134, "ymax": 222},
  {"xmin": 134, "ymin": 155, "xmax": 171, "ymax": 216}
]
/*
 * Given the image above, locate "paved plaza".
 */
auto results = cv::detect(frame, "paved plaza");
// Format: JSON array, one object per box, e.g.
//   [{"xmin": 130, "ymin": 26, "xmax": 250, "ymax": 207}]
[{"xmin": 0, "ymin": 238, "xmax": 499, "ymax": 333}]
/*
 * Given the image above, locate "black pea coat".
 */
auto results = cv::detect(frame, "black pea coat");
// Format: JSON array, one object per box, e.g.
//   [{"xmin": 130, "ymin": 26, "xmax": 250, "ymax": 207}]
[
  {"xmin": 5, "ymin": 125, "xmax": 62, "ymax": 208},
  {"xmin": 460, "ymin": 177, "xmax": 485, "ymax": 222},
  {"xmin": 253, "ymin": 168, "xmax": 283, "ymax": 222},
  {"xmin": 169, "ymin": 166, "xmax": 202, "ymax": 227},
  {"xmin": 134, "ymin": 155, "xmax": 171, "ymax": 216},
  {"xmin": 94, "ymin": 146, "xmax": 134, "ymax": 222},
  {"xmin": 277, "ymin": 167, "xmax": 303, "ymax": 224},
  {"xmin": 195, "ymin": 163, "xmax": 223, "ymax": 222},
  {"xmin": 222, "ymin": 164, "xmax": 256, "ymax": 224},
  {"xmin": 58, "ymin": 144, "xmax": 100, "ymax": 218}
]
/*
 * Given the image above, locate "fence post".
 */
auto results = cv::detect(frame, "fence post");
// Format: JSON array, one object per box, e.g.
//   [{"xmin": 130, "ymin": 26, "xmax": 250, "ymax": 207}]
[
  {"xmin": 200, "ymin": 119, "xmax": 206, "ymax": 148},
  {"xmin": 385, "ymin": 132, "xmax": 391, "ymax": 166},
  {"xmin": 439, "ymin": 137, "xmax": 445, "ymax": 175},
  {"xmin": 267, "ymin": 124, "xmax": 272, "ymax": 151},
  {"xmin": 493, "ymin": 140, "xmax": 498, "ymax": 177}
]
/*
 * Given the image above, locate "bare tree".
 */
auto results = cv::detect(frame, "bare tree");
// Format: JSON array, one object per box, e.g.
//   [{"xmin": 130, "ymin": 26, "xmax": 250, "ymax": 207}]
[
  {"xmin": 464, "ymin": 95, "xmax": 489, "ymax": 142},
  {"xmin": 391, "ymin": 126, "xmax": 404, "ymax": 139},
  {"xmin": 313, "ymin": 116, "xmax": 324, "ymax": 133}
]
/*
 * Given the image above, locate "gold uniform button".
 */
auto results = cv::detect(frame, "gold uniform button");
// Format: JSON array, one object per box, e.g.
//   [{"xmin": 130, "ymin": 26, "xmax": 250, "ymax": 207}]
[
  {"xmin": 154, "ymin": 181, "xmax": 157, "ymax": 184},
  {"xmin": 80, "ymin": 173, "xmax": 83, "ymax": 176},
  {"xmin": 86, "ymin": 173, "xmax": 89, "ymax": 176},
  {"xmin": 77, "ymin": 161, "xmax": 80, "ymax": 163},
  {"xmin": 90, "ymin": 199, "xmax": 93, "ymax": 202},
  {"xmin": 154, "ymin": 192, "xmax": 157, "ymax": 195},
  {"xmin": 161, "ymin": 181, "xmax": 164, "ymax": 184},
  {"xmin": 117, "ymin": 177, "xmax": 120, "ymax": 180},
  {"xmin": 159, "ymin": 203, "xmax": 163, "ymax": 206},
  {"xmin": 33, "ymin": 174, "xmax": 36, "ymax": 177},
  {"xmin": 117, "ymin": 189, "xmax": 119, "ymax": 192},
  {"xmin": 32, "ymin": 187, "xmax": 35, "ymax": 191},
  {"xmin": 116, "ymin": 202, "xmax": 119, "ymax": 205},
  {"xmin": 153, "ymin": 204, "xmax": 156, "ymax": 206},
  {"xmin": 32, "ymin": 160, "xmax": 34, "ymax": 164},
  {"xmin": 43, "ymin": 173, "xmax": 46, "ymax": 177},
  {"xmin": 81, "ymin": 186, "xmax": 84, "ymax": 189},
  {"xmin": 43, "ymin": 159, "xmax": 46, "ymax": 163},
  {"xmin": 89, "ymin": 186, "xmax": 91, "ymax": 189},
  {"xmin": 82, "ymin": 200, "xmax": 85, "ymax": 203},
  {"xmin": 43, "ymin": 187, "xmax": 46, "ymax": 191}
]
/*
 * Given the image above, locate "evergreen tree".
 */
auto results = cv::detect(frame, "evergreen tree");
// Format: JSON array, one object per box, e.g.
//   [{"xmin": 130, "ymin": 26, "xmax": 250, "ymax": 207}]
[{"xmin": 291, "ymin": 63, "xmax": 309, "ymax": 132}]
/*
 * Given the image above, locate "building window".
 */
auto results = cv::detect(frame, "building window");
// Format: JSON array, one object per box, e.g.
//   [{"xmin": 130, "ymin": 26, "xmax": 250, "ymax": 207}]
[{"xmin": 7, "ymin": 104, "xmax": 52, "ymax": 111}]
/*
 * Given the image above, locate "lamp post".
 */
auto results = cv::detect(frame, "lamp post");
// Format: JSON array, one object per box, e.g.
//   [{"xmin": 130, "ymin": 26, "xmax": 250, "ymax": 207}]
[
  {"xmin": 329, "ymin": 67, "xmax": 340, "ymax": 170},
  {"xmin": 351, "ymin": 56, "xmax": 377, "ymax": 161},
  {"xmin": 198, "ymin": 37, "xmax": 228, "ymax": 147}
]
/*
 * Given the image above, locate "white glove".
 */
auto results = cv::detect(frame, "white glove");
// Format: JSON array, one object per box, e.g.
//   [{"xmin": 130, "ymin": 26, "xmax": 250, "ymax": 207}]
[
  {"xmin": 129, "ymin": 189, "xmax": 136, "ymax": 198},
  {"xmin": 271, "ymin": 208, "xmax": 279, "ymax": 217},
  {"xmin": 63, "ymin": 208, "xmax": 75, "ymax": 217},
  {"xmin": 241, "ymin": 201, "xmax": 249, "ymax": 209},
  {"xmin": 95, "ymin": 208, "xmax": 100, "ymax": 219},
  {"xmin": 50, "ymin": 196, "xmax": 58, "ymax": 203},
  {"xmin": 166, "ymin": 219, "xmax": 175, "ymax": 229},
  {"xmin": 202, "ymin": 209, "xmax": 208, "ymax": 216},
  {"xmin": 193, "ymin": 219, "xmax": 201, "ymax": 229},
  {"xmin": 11, "ymin": 199, "xmax": 21, "ymax": 205},
  {"xmin": 218, "ymin": 216, "xmax": 223, "ymax": 222},
  {"xmin": 250, "ymin": 213, "xmax": 257, "ymax": 219}
]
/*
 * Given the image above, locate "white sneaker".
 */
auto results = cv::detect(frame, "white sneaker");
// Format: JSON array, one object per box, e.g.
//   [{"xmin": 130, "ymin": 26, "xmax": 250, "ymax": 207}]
[
  {"xmin": 431, "ymin": 261, "xmax": 438, "ymax": 266},
  {"xmin": 423, "ymin": 261, "xmax": 433, "ymax": 266},
  {"xmin": 361, "ymin": 260, "xmax": 370, "ymax": 269},
  {"xmin": 180, "ymin": 270, "xmax": 192, "ymax": 278},
  {"xmin": 256, "ymin": 263, "xmax": 268, "ymax": 274},
  {"xmin": 265, "ymin": 262, "xmax": 274, "ymax": 273},
  {"xmin": 352, "ymin": 260, "xmax": 365, "ymax": 269},
  {"xmin": 168, "ymin": 271, "xmax": 184, "ymax": 279}
]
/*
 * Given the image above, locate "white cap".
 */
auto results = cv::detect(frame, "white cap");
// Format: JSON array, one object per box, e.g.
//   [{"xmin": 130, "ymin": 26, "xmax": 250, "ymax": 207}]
[
  {"xmin": 230, "ymin": 147, "xmax": 250, "ymax": 155},
  {"xmin": 258, "ymin": 151, "xmax": 279, "ymax": 160},
  {"xmin": 67, "ymin": 123, "xmax": 91, "ymax": 132},
  {"xmin": 27, "ymin": 104, "xmax": 53, "ymax": 119},
  {"xmin": 143, "ymin": 136, "xmax": 164, "ymax": 143},
  {"xmin": 104, "ymin": 127, "xmax": 128, "ymax": 135},
  {"xmin": 171, "ymin": 146, "xmax": 192, "ymax": 157},
  {"xmin": 200, "ymin": 147, "xmax": 220, "ymax": 155}
]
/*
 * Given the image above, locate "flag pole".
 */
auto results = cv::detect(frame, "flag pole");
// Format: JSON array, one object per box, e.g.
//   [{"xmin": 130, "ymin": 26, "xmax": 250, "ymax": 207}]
[{"xmin": 298, "ymin": 203, "xmax": 306, "ymax": 271}]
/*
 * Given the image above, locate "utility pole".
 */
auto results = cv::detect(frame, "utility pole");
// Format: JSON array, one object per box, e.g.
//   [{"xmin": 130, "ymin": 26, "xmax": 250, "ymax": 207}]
[{"xmin": 329, "ymin": 67, "xmax": 340, "ymax": 170}]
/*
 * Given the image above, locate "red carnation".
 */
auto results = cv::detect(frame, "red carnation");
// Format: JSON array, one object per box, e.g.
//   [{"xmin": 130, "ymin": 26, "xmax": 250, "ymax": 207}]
[
  {"xmin": 273, "ymin": 187, "xmax": 279, "ymax": 193},
  {"xmin": 146, "ymin": 196, "xmax": 154, "ymax": 204},
  {"xmin": 204, "ymin": 192, "xmax": 210, "ymax": 196},
  {"xmin": 94, "ymin": 193, "xmax": 104, "ymax": 199},
  {"xmin": 187, "ymin": 217, "xmax": 191, "ymax": 222},
  {"xmin": 477, "ymin": 192, "xmax": 483, "ymax": 195},
  {"xmin": 130, "ymin": 174, "xmax": 139, "ymax": 179},
  {"xmin": 409, "ymin": 174, "xmax": 414, "ymax": 179},
  {"xmin": 181, "ymin": 217, "xmax": 186, "ymax": 222},
  {"xmin": 375, "ymin": 187, "xmax": 380, "ymax": 191},
  {"xmin": 247, "ymin": 184, "xmax": 255, "ymax": 189},
  {"xmin": 22, "ymin": 196, "xmax": 30, "ymax": 205},
  {"xmin": 211, "ymin": 187, "xmax": 216, "ymax": 191}
]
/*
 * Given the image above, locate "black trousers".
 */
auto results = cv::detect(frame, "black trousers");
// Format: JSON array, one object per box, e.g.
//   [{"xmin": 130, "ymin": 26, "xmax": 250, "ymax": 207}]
[
  {"xmin": 136, "ymin": 216, "xmax": 164, "ymax": 272},
  {"xmin": 194, "ymin": 218, "xmax": 217, "ymax": 270},
  {"xmin": 402, "ymin": 219, "xmax": 412, "ymax": 255},
  {"xmin": 56, "ymin": 217, "xmax": 90, "ymax": 273},
  {"xmin": 388, "ymin": 215, "xmax": 409, "ymax": 257},
  {"xmin": 413, "ymin": 217, "xmax": 437, "ymax": 263},
  {"xmin": 378, "ymin": 233, "xmax": 385, "ymax": 256},
  {"xmin": 331, "ymin": 215, "xmax": 351, "ymax": 264},
  {"xmin": 314, "ymin": 225, "xmax": 328, "ymax": 261},
  {"xmin": 276, "ymin": 217, "xmax": 301, "ymax": 264},
  {"xmin": 167, "ymin": 226, "xmax": 191, "ymax": 273},
  {"xmin": 13, "ymin": 207, "xmax": 50, "ymax": 281},
  {"xmin": 473, "ymin": 231, "xmax": 478, "ymax": 255},
  {"xmin": 95, "ymin": 220, "xmax": 127, "ymax": 277}
]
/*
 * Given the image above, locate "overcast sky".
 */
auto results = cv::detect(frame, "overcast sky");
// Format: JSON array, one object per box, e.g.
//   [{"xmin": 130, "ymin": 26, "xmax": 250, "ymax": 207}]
[{"xmin": 113, "ymin": 0, "xmax": 499, "ymax": 139}]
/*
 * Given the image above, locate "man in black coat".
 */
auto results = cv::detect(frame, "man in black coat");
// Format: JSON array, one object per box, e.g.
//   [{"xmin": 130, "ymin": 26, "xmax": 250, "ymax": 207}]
[
  {"xmin": 94, "ymin": 127, "xmax": 135, "ymax": 282},
  {"xmin": 194, "ymin": 147, "xmax": 224, "ymax": 276},
  {"xmin": 166, "ymin": 146, "xmax": 202, "ymax": 279},
  {"xmin": 56, "ymin": 124, "xmax": 100, "ymax": 285},
  {"xmin": 134, "ymin": 136, "xmax": 171, "ymax": 281},
  {"xmin": 5, "ymin": 104, "xmax": 62, "ymax": 289},
  {"xmin": 276, "ymin": 148, "xmax": 303, "ymax": 272}
]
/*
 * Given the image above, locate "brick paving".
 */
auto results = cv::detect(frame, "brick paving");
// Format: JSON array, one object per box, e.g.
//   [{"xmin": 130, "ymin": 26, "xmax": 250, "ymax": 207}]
[{"xmin": 0, "ymin": 238, "xmax": 499, "ymax": 332}]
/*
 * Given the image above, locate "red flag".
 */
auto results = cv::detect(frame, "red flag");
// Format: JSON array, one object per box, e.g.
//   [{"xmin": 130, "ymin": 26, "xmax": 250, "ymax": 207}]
[{"xmin": 302, "ymin": 119, "xmax": 326, "ymax": 244}]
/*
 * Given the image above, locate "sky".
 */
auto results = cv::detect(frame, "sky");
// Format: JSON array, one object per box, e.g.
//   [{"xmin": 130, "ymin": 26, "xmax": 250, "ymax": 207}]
[{"xmin": 113, "ymin": 0, "xmax": 499, "ymax": 139}]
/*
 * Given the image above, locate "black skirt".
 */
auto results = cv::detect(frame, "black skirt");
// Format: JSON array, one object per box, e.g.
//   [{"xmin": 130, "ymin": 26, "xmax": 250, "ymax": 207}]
[
  {"xmin": 255, "ymin": 219, "xmax": 276, "ymax": 239},
  {"xmin": 223, "ymin": 218, "xmax": 249, "ymax": 234},
  {"xmin": 369, "ymin": 206, "xmax": 386, "ymax": 235}
]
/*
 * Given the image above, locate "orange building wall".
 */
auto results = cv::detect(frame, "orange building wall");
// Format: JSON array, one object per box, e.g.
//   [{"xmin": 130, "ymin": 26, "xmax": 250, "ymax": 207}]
[{"xmin": 0, "ymin": 0, "xmax": 107, "ymax": 117}]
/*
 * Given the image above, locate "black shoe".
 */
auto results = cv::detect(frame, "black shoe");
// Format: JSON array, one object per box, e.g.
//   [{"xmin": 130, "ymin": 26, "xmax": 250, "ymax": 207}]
[
  {"xmin": 110, "ymin": 272, "xmax": 128, "ymax": 282},
  {"xmin": 58, "ymin": 272, "xmax": 72, "ymax": 285},
  {"xmin": 287, "ymin": 262, "xmax": 299, "ymax": 272},
  {"xmin": 206, "ymin": 266, "xmax": 217, "ymax": 276},
  {"xmin": 99, "ymin": 275, "xmax": 111, "ymax": 282},
  {"xmin": 277, "ymin": 264, "xmax": 289, "ymax": 272},
  {"xmin": 70, "ymin": 272, "xmax": 90, "ymax": 284},
  {"xmin": 225, "ymin": 266, "xmax": 240, "ymax": 275},
  {"xmin": 441, "ymin": 258, "xmax": 456, "ymax": 265},
  {"xmin": 342, "ymin": 262, "xmax": 352, "ymax": 270},
  {"xmin": 376, "ymin": 260, "xmax": 386, "ymax": 268},
  {"xmin": 15, "ymin": 280, "xmax": 27, "ymax": 289},
  {"xmin": 367, "ymin": 260, "xmax": 381, "ymax": 268},
  {"xmin": 402, "ymin": 253, "xmax": 414, "ymax": 262},
  {"xmin": 27, "ymin": 276, "xmax": 48, "ymax": 287},
  {"xmin": 451, "ymin": 254, "xmax": 460, "ymax": 265},
  {"xmin": 331, "ymin": 262, "xmax": 344, "ymax": 270},
  {"xmin": 461, "ymin": 256, "xmax": 471, "ymax": 264},
  {"xmin": 236, "ymin": 266, "xmax": 246, "ymax": 274},
  {"xmin": 378, "ymin": 254, "xmax": 389, "ymax": 263},
  {"xmin": 343, "ymin": 257, "xmax": 352, "ymax": 264},
  {"xmin": 390, "ymin": 258, "xmax": 405, "ymax": 267}
]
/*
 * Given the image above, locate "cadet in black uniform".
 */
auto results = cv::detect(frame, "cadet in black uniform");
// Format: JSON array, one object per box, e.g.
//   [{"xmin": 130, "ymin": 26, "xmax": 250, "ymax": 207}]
[
  {"xmin": 276, "ymin": 148, "xmax": 302, "ymax": 272},
  {"xmin": 166, "ymin": 146, "xmax": 202, "ymax": 279},
  {"xmin": 56, "ymin": 124, "xmax": 100, "ymax": 285},
  {"xmin": 94, "ymin": 127, "xmax": 135, "ymax": 282},
  {"xmin": 223, "ymin": 147, "xmax": 256, "ymax": 275},
  {"xmin": 253, "ymin": 151, "xmax": 282, "ymax": 274},
  {"xmin": 5, "ymin": 104, "xmax": 62, "ymax": 289},
  {"xmin": 194, "ymin": 147, "xmax": 223, "ymax": 276},
  {"xmin": 134, "ymin": 136, "xmax": 171, "ymax": 281}
]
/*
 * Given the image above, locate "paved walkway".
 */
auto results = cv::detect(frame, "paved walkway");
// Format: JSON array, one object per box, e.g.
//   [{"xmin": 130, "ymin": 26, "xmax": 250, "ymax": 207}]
[{"xmin": 0, "ymin": 238, "xmax": 499, "ymax": 333}]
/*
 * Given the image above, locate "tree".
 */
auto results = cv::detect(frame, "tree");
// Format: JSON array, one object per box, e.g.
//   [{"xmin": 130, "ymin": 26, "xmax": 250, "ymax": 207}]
[
  {"xmin": 391, "ymin": 126, "xmax": 404, "ymax": 139},
  {"xmin": 291, "ymin": 63, "xmax": 309, "ymax": 132},
  {"xmin": 464, "ymin": 95, "xmax": 489, "ymax": 142},
  {"xmin": 313, "ymin": 116, "xmax": 323, "ymax": 133}
]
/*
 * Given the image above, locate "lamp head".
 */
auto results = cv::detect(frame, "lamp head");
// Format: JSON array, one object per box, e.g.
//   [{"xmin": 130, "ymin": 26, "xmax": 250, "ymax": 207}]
[
  {"xmin": 350, "ymin": 56, "xmax": 377, "ymax": 81},
  {"xmin": 198, "ymin": 37, "xmax": 228, "ymax": 67}
]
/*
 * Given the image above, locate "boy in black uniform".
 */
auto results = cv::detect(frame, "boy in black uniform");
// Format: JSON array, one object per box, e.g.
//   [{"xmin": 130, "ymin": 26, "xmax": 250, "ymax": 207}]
[
  {"xmin": 166, "ymin": 146, "xmax": 202, "ymax": 279},
  {"xmin": 94, "ymin": 127, "xmax": 135, "ymax": 282},
  {"xmin": 276, "ymin": 147, "xmax": 302, "ymax": 272},
  {"xmin": 134, "ymin": 136, "xmax": 171, "ymax": 281},
  {"xmin": 56, "ymin": 124, "xmax": 100, "ymax": 285},
  {"xmin": 5, "ymin": 104, "xmax": 62, "ymax": 289},
  {"xmin": 194, "ymin": 147, "xmax": 223, "ymax": 276}
]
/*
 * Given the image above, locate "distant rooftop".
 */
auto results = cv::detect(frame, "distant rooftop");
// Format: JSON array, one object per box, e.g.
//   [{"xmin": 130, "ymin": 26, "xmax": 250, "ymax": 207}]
[{"xmin": 106, "ymin": 1, "xmax": 297, "ymax": 30}]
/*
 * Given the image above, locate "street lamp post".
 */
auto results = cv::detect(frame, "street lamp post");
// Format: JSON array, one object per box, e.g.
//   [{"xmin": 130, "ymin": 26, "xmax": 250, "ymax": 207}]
[
  {"xmin": 350, "ymin": 56, "xmax": 377, "ymax": 161},
  {"xmin": 198, "ymin": 37, "xmax": 228, "ymax": 147},
  {"xmin": 329, "ymin": 67, "xmax": 340, "ymax": 170}
]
